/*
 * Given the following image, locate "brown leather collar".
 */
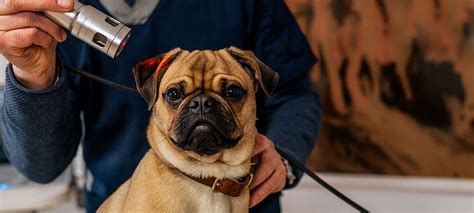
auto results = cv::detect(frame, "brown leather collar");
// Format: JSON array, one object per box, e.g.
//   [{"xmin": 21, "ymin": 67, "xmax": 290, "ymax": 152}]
[{"xmin": 181, "ymin": 165, "xmax": 255, "ymax": 197}]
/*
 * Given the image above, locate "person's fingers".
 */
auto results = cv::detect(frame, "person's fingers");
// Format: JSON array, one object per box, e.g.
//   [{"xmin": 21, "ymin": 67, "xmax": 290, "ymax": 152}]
[
  {"xmin": 248, "ymin": 134, "xmax": 287, "ymax": 208},
  {"xmin": 2, "ymin": 27, "xmax": 54, "ymax": 50},
  {"xmin": 273, "ymin": 161, "xmax": 287, "ymax": 192},
  {"xmin": 249, "ymin": 164, "xmax": 286, "ymax": 208},
  {"xmin": 249, "ymin": 149, "xmax": 279, "ymax": 189},
  {"xmin": 0, "ymin": 12, "xmax": 66, "ymax": 41},
  {"xmin": 0, "ymin": 0, "xmax": 74, "ymax": 15},
  {"xmin": 0, "ymin": 1, "xmax": 60, "ymax": 91},
  {"xmin": 252, "ymin": 133, "xmax": 271, "ymax": 156},
  {"xmin": 249, "ymin": 178, "xmax": 273, "ymax": 208}
]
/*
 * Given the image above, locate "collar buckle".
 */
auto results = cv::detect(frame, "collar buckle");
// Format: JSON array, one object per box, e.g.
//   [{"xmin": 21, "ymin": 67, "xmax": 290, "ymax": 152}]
[
  {"xmin": 235, "ymin": 173, "xmax": 254, "ymax": 187},
  {"xmin": 211, "ymin": 178, "xmax": 223, "ymax": 192},
  {"xmin": 245, "ymin": 173, "xmax": 254, "ymax": 188}
]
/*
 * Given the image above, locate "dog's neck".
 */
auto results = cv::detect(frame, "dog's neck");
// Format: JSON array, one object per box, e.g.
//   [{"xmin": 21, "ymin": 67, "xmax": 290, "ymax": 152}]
[
  {"xmin": 147, "ymin": 124, "xmax": 253, "ymax": 180},
  {"xmin": 178, "ymin": 163, "xmax": 255, "ymax": 197}
]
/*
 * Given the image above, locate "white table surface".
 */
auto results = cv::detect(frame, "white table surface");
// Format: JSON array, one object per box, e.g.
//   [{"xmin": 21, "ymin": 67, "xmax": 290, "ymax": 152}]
[
  {"xmin": 0, "ymin": 165, "xmax": 71, "ymax": 212},
  {"xmin": 282, "ymin": 173, "xmax": 474, "ymax": 213}
]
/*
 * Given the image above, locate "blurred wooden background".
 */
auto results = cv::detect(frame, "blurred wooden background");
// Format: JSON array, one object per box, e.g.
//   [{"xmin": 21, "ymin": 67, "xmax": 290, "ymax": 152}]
[{"xmin": 285, "ymin": 0, "xmax": 474, "ymax": 177}]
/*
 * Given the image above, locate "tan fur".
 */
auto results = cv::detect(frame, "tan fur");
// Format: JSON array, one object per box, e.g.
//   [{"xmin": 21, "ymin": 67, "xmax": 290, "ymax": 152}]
[{"xmin": 98, "ymin": 48, "xmax": 273, "ymax": 213}]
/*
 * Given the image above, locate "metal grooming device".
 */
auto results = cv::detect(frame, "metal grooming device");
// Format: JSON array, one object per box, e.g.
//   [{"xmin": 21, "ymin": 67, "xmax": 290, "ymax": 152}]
[{"xmin": 44, "ymin": 1, "xmax": 131, "ymax": 58}]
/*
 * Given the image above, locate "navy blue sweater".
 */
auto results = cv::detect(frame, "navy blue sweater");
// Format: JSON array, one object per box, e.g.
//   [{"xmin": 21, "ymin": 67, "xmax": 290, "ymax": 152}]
[{"xmin": 2, "ymin": 0, "xmax": 321, "ymax": 212}]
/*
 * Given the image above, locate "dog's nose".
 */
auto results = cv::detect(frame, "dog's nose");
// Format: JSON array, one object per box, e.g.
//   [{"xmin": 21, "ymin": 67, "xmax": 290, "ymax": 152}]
[{"xmin": 188, "ymin": 95, "xmax": 217, "ymax": 113}]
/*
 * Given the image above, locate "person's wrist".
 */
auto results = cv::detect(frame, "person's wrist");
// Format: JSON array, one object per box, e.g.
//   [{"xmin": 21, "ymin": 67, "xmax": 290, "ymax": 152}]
[
  {"xmin": 282, "ymin": 158, "xmax": 296, "ymax": 186},
  {"xmin": 12, "ymin": 63, "xmax": 57, "ymax": 91}
]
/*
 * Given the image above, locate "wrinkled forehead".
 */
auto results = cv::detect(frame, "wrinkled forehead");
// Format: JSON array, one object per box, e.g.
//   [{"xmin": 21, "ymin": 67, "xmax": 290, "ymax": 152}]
[{"xmin": 160, "ymin": 50, "xmax": 252, "ymax": 90}]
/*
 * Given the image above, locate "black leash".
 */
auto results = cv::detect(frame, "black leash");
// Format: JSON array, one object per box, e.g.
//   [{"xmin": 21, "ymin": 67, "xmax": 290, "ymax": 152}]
[
  {"xmin": 64, "ymin": 64, "xmax": 369, "ymax": 212},
  {"xmin": 276, "ymin": 147, "xmax": 368, "ymax": 212},
  {"xmin": 65, "ymin": 65, "xmax": 138, "ymax": 94}
]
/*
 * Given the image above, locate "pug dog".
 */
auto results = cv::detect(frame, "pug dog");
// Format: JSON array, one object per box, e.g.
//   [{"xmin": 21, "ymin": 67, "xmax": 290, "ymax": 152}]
[{"xmin": 98, "ymin": 47, "xmax": 279, "ymax": 213}]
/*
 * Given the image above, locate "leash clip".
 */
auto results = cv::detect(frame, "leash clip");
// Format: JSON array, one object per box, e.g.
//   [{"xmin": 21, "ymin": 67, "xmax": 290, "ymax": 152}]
[{"xmin": 211, "ymin": 179, "xmax": 223, "ymax": 192}]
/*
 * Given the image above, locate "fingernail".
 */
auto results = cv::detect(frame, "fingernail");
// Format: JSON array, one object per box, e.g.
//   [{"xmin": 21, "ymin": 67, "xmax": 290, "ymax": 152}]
[
  {"xmin": 57, "ymin": 0, "xmax": 73, "ymax": 9},
  {"xmin": 0, "ymin": 0, "xmax": 4, "ymax": 5},
  {"xmin": 61, "ymin": 31, "xmax": 67, "ymax": 41}
]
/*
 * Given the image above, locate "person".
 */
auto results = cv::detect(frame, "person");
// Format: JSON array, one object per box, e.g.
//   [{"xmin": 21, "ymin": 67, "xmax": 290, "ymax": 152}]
[{"xmin": 0, "ymin": 0, "xmax": 321, "ymax": 212}]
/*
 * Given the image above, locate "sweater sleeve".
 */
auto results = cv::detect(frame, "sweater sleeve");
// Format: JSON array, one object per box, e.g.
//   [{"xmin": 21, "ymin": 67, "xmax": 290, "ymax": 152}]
[
  {"xmin": 250, "ymin": 0, "xmax": 322, "ymax": 188},
  {"xmin": 1, "ymin": 60, "xmax": 82, "ymax": 184},
  {"xmin": 262, "ymin": 76, "xmax": 322, "ymax": 188}
]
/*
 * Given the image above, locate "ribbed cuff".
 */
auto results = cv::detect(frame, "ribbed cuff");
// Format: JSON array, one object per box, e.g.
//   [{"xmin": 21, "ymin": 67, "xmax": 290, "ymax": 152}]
[{"xmin": 6, "ymin": 60, "xmax": 65, "ymax": 94}]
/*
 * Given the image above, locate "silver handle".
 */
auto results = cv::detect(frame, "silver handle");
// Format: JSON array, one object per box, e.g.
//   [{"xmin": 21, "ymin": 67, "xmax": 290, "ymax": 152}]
[{"xmin": 44, "ymin": 1, "xmax": 131, "ymax": 58}]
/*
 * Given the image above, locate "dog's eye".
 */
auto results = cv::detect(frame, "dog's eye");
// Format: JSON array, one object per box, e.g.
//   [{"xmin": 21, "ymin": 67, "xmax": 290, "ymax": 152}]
[
  {"xmin": 224, "ymin": 85, "xmax": 244, "ymax": 101},
  {"xmin": 165, "ymin": 88, "xmax": 184, "ymax": 103}
]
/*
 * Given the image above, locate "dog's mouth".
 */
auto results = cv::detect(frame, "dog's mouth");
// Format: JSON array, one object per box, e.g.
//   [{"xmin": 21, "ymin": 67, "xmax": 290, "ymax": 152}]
[{"xmin": 171, "ymin": 120, "xmax": 242, "ymax": 156}]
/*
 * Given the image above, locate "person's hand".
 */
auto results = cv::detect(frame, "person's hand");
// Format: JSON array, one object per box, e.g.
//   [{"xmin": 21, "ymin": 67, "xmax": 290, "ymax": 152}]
[
  {"xmin": 249, "ymin": 133, "xmax": 287, "ymax": 208},
  {"xmin": 0, "ymin": 0, "xmax": 73, "ymax": 90}
]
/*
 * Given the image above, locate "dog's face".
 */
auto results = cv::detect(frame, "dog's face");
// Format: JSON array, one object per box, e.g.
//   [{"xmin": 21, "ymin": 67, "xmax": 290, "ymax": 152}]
[{"xmin": 133, "ymin": 47, "xmax": 278, "ymax": 173}]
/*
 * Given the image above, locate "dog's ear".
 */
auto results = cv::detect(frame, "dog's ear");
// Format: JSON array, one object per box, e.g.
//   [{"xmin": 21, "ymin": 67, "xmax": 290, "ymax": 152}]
[
  {"xmin": 226, "ymin": 47, "xmax": 279, "ymax": 96},
  {"xmin": 133, "ymin": 48, "xmax": 183, "ymax": 110}
]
